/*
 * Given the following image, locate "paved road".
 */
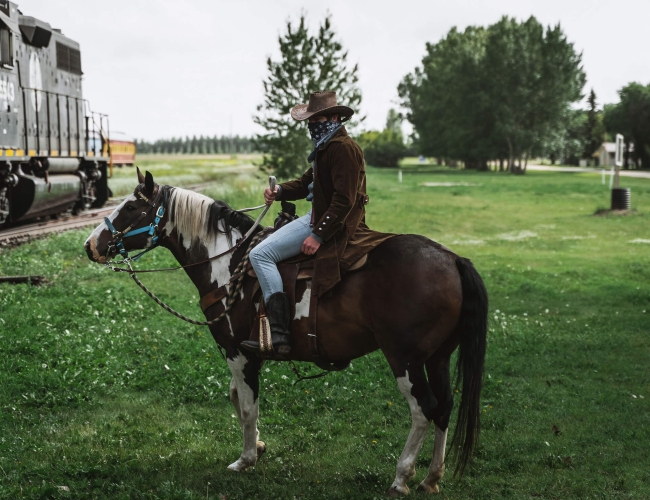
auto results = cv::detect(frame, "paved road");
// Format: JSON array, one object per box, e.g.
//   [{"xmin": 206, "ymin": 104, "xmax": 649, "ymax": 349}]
[{"xmin": 527, "ymin": 164, "xmax": 650, "ymax": 179}]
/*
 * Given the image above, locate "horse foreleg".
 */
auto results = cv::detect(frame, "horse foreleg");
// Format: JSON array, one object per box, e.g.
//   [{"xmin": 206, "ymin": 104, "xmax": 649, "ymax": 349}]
[
  {"xmin": 387, "ymin": 365, "xmax": 435, "ymax": 497},
  {"xmin": 229, "ymin": 377, "xmax": 266, "ymax": 461},
  {"xmin": 226, "ymin": 353, "xmax": 262, "ymax": 472}
]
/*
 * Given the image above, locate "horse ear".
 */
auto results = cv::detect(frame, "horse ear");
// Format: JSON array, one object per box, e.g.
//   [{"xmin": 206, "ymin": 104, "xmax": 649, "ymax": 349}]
[
  {"xmin": 136, "ymin": 166, "xmax": 145, "ymax": 184},
  {"xmin": 144, "ymin": 171, "xmax": 155, "ymax": 196}
]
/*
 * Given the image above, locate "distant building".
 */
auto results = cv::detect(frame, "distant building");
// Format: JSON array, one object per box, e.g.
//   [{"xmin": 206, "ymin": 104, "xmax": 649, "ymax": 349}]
[{"xmin": 593, "ymin": 142, "xmax": 636, "ymax": 167}]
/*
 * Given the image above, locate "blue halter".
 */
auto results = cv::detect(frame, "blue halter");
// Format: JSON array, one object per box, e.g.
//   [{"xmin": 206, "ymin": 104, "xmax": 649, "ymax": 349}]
[{"xmin": 104, "ymin": 187, "xmax": 166, "ymax": 260}]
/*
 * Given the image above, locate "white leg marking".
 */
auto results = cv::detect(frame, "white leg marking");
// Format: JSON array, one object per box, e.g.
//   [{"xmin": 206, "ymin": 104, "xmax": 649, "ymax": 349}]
[
  {"xmin": 418, "ymin": 426, "xmax": 448, "ymax": 493},
  {"xmin": 432, "ymin": 426, "xmax": 447, "ymax": 472},
  {"xmin": 294, "ymin": 283, "xmax": 311, "ymax": 320},
  {"xmin": 226, "ymin": 354, "xmax": 259, "ymax": 472},
  {"xmin": 389, "ymin": 371, "xmax": 431, "ymax": 496}
]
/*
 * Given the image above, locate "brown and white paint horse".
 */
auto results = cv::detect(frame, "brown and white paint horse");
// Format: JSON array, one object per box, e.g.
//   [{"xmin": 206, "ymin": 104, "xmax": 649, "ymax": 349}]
[{"xmin": 84, "ymin": 170, "xmax": 488, "ymax": 496}]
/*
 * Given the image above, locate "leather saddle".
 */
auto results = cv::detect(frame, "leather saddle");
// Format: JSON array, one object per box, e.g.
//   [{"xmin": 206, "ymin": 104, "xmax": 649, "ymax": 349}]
[
  {"xmin": 245, "ymin": 202, "xmax": 367, "ymax": 368},
  {"xmin": 246, "ymin": 201, "xmax": 367, "ymax": 317}
]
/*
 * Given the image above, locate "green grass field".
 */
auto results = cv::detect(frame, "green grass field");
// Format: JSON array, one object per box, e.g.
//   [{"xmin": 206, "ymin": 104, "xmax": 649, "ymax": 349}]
[{"xmin": 1, "ymin": 157, "xmax": 649, "ymax": 499}]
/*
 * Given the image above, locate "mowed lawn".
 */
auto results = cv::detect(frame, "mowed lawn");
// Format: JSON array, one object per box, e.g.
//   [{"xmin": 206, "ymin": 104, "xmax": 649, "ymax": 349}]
[{"xmin": 1, "ymin": 160, "xmax": 649, "ymax": 499}]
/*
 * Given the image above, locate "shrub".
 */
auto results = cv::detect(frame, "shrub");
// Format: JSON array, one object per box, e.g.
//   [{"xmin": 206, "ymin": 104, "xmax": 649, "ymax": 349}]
[{"xmin": 357, "ymin": 129, "xmax": 406, "ymax": 168}]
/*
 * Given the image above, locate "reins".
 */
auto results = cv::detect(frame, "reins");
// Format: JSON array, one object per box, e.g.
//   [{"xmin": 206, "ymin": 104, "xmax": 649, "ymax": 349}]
[
  {"xmin": 103, "ymin": 177, "xmax": 278, "ymax": 327},
  {"xmin": 121, "ymin": 228, "xmax": 271, "ymax": 326},
  {"xmin": 105, "ymin": 192, "xmax": 275, "ymax": 274}
]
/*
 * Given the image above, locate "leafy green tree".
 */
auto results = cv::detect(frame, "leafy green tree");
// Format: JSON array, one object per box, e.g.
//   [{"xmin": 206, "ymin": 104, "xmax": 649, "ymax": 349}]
[
  {"xmin": 385, "ymin": 108, "xmax": 403, "ymax": 135},
  {"xmin": 543, "ymin": 109, "xmax": 586, "ymax": 165},
  {"xmin": 399, "ymin": 26, "xmax": 493, "ymax": 170},
  {"xmin": 357, "ymin": 109, "xmax": 407, "ymax": 168},
  {"xmin": 483, "ymin": 17, "xmax": 585, "ymax": 172},
  {"xmin": 357, "ymin": 129, "xmax": 406, "ymax": 168},
  {"xmin": 604, "ymin": 82, "xmax": 650, "ymax": 168},
  {"xmin": 400, "ymin": 17, "xmax": 585, "ymax": 173},
  {"xmin": 583, "ymin": 89, "xmax": 605, "ymax": 160},
  {"xmin": 254, "ymin": 15, "xmax": 362, "ymax": 179}
]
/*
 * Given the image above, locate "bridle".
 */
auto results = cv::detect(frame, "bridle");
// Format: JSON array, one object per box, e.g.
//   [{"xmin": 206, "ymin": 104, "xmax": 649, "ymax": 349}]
[
  {"xmin": 104, "ymin": 184, "xmax": 167, "ymax": 261},
  {"xmin": 99, "ymin": 178, "xmax": 277, "ymax": 329},
  {"xmin": 103, "ymin": 180, "xmax": 274, "ymax": 273}
]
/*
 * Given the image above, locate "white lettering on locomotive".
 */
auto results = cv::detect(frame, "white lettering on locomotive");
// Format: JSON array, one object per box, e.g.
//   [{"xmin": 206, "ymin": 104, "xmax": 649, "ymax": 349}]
[
  {"xmin": 29, "ymin": 51, "xmax": 43, "ymax": 111},
  {"xmin": 0, "ymin": 78, "xmax": 15, "ymax": 103}
]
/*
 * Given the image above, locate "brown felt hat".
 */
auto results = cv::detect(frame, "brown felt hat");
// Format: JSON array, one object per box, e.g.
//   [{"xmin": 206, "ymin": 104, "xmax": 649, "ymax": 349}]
[{"xmin": 290, "ymin": 90, "xmax": 355, "ymax": 121}]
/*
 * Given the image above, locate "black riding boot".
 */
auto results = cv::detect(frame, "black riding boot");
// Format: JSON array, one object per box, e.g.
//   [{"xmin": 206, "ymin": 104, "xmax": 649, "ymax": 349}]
[{"xmin": 240, "ymin": 292, "xmax": 291, "ymax": 354}]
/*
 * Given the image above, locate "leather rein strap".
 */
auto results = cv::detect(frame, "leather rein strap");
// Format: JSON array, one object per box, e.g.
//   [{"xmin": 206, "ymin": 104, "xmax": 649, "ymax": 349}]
[
  {"xmin": 106, "ymin": 187, "xmax": 273, "ymax": 274},
  {"xmin": 104, "ymin": 179, "xmax": 277, "ymax": 328}
]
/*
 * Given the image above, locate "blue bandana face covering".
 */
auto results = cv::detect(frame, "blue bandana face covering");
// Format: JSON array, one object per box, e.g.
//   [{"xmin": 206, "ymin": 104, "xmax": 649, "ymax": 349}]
[{"xmin": 308, "ymin": 119, "xmax": 340, "ymax": 145}]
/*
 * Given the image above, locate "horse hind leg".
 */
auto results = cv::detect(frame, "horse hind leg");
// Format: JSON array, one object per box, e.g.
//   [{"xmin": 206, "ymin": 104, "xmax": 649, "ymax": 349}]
[
  {"xmin": 229, "ymin": 377, "xmax": 266, "ymax": 461},
  {"xmin": 387, "ymin": 363, "xmax": 437, "ymax": 497},
  {"xmin": 417, "ymin": 354, "xmax": 454, "ymax": 494}
]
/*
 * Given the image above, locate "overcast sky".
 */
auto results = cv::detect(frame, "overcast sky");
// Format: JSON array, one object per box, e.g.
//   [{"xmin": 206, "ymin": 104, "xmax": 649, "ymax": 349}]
[{"xmin": 21, "ymin": 0, "xmax": 650, "ymax": 140}]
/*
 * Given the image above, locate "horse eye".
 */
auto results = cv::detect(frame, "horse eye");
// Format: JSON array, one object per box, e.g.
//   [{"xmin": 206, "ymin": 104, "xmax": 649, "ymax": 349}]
[{"xmin": 125, "ymin": 205, "xmax": 136, "ymax": 211}]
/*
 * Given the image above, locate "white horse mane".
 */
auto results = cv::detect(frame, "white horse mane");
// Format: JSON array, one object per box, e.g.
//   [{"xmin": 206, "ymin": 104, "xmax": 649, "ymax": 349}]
[
  {"xmin": 166, "ymin": 187, "xmax": 254, "ymax": 250},
  {"xmin": 167, "ymin": 187, "xmax": 217, "ymax": 243}
]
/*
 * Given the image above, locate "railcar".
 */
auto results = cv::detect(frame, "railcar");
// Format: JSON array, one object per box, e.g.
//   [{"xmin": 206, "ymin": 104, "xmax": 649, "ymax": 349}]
[
  {"xmin": 109, "ymin": 132, "xmax": 135, "ymax": 167},
  {"xmin": 0, "ymin": 0, "xmax": 111, "ymax": 228}
]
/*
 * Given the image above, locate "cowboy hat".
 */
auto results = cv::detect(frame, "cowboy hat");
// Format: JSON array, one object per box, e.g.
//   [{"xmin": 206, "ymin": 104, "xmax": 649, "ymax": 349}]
[{"xmin": 290, "ymin": 90, "xmax": 355, "ymax": 121}]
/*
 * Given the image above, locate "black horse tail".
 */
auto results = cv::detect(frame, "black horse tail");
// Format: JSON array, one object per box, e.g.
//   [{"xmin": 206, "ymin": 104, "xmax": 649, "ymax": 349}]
[{"xmin": 450, "ymin": 256, "xmax": 488, "ymax": 477}]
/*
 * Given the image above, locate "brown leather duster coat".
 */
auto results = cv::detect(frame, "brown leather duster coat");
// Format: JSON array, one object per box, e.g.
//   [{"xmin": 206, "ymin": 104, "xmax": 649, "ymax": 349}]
[{"xmin": 277, "ymin": 127, "xmax": 394, "ymax": 297}]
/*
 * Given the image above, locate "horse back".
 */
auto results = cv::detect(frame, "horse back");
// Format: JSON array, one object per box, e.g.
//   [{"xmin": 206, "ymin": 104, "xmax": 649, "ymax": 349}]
[{"xmin": 302, "ymin": 235, "xmax": 464, "ymax": 363}]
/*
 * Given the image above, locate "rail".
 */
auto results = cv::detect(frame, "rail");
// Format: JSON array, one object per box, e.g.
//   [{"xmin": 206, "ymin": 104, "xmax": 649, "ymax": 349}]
[{"xmin": 18, "ymin": 86, "xmax": 110, "ymax": 160}]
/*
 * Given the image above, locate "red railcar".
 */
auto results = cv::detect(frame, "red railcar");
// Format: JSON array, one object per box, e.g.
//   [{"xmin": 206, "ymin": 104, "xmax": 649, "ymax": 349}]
[{"xmin": 109, "ymin": 132, "xmax": 136, "ymax": 167}]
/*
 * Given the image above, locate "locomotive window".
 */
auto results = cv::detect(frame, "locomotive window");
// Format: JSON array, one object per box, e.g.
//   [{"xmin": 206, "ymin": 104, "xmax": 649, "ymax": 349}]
[{"xmin": 0, "ymin": 27, "xmax": 12, "ymax": 67}]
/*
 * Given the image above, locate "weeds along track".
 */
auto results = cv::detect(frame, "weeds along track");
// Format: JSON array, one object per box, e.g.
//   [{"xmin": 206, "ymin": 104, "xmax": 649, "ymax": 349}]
[{"xmin": 0, "ymin": 181, "xmax": 218, "ymax": 248}]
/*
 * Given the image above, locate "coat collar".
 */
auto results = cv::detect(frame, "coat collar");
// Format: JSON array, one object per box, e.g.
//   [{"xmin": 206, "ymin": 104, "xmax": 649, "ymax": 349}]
[{"xmin": 318, "ymin": 126, "xmax": 348, "ymax": 152}]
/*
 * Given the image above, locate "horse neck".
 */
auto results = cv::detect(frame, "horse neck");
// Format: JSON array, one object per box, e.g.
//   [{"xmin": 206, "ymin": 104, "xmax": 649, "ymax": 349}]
[{"xmin": 161, "ymin": 219, "xmax": 243, "ymax": 297}]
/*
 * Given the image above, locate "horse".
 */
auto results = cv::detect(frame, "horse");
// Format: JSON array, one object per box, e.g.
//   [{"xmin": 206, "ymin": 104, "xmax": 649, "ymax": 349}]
[{"xmin": 84, "ymin": 169, "xmax": 488, "ymax": 496}]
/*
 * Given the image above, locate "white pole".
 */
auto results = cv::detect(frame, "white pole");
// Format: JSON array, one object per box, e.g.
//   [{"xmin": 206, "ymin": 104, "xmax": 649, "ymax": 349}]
[
  {"xmin": 398, "ymin": 169, "xmax": 403, "ymax": 183},
  {"xmin": 609, "ymin": 168, "xmax": 614, "ymax": 189}
]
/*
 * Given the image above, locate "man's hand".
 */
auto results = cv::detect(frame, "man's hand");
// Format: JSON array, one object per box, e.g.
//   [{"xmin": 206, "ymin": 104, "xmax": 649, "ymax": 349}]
[
  {"xmin": 264, "ymin": 186, "xmax": 279, "ymax": 205},
  {"xmin": 302, "ymin": 236, "xmax": 321, "ymax": 255}
]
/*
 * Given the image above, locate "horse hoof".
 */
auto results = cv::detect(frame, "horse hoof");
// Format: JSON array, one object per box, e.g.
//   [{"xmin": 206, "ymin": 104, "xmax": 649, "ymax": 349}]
[
  {"xmin": 416, "ymin": 482, "xmax": 440, "ymax": 494},
  {"xmin": 227, "ymin": 458, "xmax": 252, "ymax": 472},
  {"xmin": 386, "ymin": 484, "xmax": 409, "ymax": 497},
  {"xmin": 256, "ymin": 440, "xmax": 267, "ymax": 458}
]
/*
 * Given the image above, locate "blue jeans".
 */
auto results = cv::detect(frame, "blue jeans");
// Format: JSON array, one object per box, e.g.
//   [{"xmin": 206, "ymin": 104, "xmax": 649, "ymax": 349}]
[{"xmin": 250, "ymin": 212, "xmax": 313, "ymax": 302}]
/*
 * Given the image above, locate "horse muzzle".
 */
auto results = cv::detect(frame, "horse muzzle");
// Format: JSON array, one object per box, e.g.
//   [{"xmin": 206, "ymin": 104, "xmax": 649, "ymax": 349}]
[{"xmin": 84, "ymin": 237, "xmax": 112, "ymax": 263}]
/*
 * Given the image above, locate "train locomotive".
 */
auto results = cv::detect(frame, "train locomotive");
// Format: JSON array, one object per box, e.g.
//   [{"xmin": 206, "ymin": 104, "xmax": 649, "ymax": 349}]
[{"xmin": 0, "ymin": 0, "xmax": 110, "ymax": 228}]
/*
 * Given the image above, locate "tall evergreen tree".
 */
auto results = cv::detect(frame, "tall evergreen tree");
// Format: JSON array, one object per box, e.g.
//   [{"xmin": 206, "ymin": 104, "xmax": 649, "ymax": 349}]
[
  {"xmin": 583, "ymin": 89, "xmax": 600, "ymax": 159},
  {"xmin": 254, "ymin": 15, "xmax": 362, "ymax": 179}
]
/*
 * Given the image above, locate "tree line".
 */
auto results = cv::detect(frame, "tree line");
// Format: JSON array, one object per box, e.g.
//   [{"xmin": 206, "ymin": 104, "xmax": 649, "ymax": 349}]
[
  {"xmin": 399, "ymin": 19, "xmax": 650, "ymax": 171},
  {"xmin": 136, "ymin": 15, "xmax": 650, "ymax": 174},
  {"xmin": 135, "ymin": 136, "xmax": 258, "ymax": 155},
  {"xmin": 253, "ymin": 14, "xmax": 650, "ymax": 177},
  {"xmin": 398, "ymin": 17, "xmax": 588, "ymax": 172}
]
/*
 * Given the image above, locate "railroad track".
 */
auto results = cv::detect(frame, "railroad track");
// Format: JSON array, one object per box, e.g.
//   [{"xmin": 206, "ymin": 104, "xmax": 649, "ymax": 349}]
[{"xmin": 0, "ymin": 181, "xmax": 219, "ymax": 244}]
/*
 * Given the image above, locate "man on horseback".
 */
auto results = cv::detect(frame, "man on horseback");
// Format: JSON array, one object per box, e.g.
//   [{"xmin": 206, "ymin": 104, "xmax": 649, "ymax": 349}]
[{"xmin": 241, "ymin": 91, "xmax": 392, "ymax": 354}]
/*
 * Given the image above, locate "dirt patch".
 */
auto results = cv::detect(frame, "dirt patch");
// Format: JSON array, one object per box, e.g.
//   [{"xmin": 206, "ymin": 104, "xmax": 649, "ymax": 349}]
[
  {"xmin": 593, "ymin": 209, "xmax": 638, "ymax": 217},
  {"xmin": 0, "ymin": 233, "xmax": 48, "ymax": 250}
]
